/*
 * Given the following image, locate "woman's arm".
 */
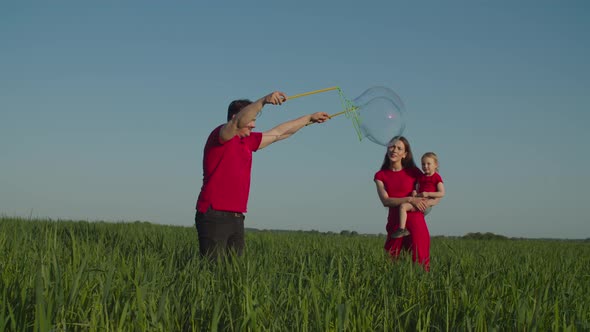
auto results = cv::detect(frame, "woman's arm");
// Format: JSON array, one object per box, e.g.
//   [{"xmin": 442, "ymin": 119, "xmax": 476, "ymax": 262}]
[{"xmin": 375, "ymin": 180, "xmax": 429, "ymax": 210}]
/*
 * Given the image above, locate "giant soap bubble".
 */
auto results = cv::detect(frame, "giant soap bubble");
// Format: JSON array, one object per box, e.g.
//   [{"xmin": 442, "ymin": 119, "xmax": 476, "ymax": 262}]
[
  {"xmin": 289, "ymin": 85, "xmax": 407, "ymax": 146},
  {"xmin": 352, "ymin": 86, "xmax": 406, "ymax": 146}
]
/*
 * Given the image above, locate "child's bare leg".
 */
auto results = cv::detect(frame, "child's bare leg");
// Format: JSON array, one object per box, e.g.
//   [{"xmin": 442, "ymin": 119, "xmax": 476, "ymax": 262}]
[
  {"xmin": 399, "ymin": 202, "xmax": 417, "ymax": 229},
  {"xmin": 392, "ymin": 203, "xmax": 416, "ymax": 238}
]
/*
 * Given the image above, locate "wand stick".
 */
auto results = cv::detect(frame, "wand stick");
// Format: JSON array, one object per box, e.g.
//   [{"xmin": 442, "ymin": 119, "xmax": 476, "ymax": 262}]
[{"xmin": 288, "ymin": 86, "xmax": 339, "ymax": 100}]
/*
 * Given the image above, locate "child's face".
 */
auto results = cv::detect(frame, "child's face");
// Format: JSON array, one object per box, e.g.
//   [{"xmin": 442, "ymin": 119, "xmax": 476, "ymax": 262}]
[{"xmin": 421, "ymin": 157, "xmax": 437, "ymax": 176}]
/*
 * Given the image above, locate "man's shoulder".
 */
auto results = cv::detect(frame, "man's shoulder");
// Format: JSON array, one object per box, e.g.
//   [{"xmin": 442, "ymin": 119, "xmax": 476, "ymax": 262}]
[
  {"xmin": 205, "ymin": 124, "xmax": 223, "ymax": 137},
  {"xmin": 202, "ymin": 126, "xmax": 226, "ymax": 153},
  {"xmin": 247, "ymin": 131, "xmax": 263, "ymax": 139},
  {"xmin": 212, "ymin": 124, "xmax": 224, "ymax": 136},
  {"xmin": 243, "ymin": 131, "xmax": 263, "ymax": 151}
]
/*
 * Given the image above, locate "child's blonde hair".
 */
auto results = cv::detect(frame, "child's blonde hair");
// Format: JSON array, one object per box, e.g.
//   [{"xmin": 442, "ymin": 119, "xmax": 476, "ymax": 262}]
[{"xmin": 421, "ymin": 152, "xmax": 439, "ymax": 172}]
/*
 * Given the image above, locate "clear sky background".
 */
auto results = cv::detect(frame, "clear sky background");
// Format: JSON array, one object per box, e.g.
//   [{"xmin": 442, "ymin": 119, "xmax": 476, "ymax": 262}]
[{"xmin": 2, "ymin": 1, "xmax": 589, "ymax": 239}]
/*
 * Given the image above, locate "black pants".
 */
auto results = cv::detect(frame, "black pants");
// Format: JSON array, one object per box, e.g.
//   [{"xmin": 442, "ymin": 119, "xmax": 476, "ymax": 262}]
[{"xmin": 195, "ymin": 209, "xmax": 245, "ymax": 258}]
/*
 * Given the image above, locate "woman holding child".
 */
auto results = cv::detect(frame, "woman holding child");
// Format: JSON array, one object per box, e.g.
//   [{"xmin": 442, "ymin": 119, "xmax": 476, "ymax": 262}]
[{"xmin": 373, "ymin": 136, "xmax": 441, "ymax": 271}]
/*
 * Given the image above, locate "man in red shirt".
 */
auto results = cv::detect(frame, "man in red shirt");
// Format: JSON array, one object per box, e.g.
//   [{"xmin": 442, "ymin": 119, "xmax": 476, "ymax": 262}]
[{"xmin": 195, "ymin": 90, "xmax": 330, "ymax": 257}]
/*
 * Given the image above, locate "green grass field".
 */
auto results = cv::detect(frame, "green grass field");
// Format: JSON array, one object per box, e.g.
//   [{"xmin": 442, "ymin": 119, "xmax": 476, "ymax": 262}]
[{"xmin": 1, "ymin": 217, "xmax": 589, "ymax": 331}]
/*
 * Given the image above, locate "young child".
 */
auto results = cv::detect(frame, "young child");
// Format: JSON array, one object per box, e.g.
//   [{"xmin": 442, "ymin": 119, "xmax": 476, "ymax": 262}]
[{"xmin": 391, "ymin": 152, "xmax": 445, "ymax": 238}]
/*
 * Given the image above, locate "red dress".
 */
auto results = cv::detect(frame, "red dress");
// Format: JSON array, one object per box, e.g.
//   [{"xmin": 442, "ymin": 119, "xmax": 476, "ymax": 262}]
[{"xmin": 374, "ymin": 167, "xmax": 431, "ymax": 270}]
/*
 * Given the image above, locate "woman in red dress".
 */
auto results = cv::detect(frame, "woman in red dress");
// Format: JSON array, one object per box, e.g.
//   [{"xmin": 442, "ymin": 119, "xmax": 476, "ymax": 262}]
[{"xmin": 373, "ymin": 136, "xmax": 438, "ymax": 271}]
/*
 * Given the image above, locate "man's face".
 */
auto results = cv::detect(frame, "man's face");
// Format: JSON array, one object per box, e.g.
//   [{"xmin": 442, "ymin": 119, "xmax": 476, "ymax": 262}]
[{"xmin": 237, "ymin": 120, "xmax": 256, "ymax": 138}]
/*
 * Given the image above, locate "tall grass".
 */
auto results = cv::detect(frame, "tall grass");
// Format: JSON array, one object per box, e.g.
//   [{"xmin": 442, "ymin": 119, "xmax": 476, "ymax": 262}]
[{"xmin": 1, "ymin": 217, "xmax": 588, "ymax": 331}]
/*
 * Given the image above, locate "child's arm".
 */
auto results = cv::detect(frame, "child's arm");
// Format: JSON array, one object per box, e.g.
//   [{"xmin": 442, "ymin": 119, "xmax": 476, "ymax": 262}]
[{"xmin": 421, "ymin": 182, "xmax": 445, "ymax": 199}]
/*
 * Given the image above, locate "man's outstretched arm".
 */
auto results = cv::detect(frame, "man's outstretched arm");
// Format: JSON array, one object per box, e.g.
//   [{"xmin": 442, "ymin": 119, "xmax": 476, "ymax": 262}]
[{"xmin": 259, "ymin": 112, "xmax": 330, "ymax": 149}]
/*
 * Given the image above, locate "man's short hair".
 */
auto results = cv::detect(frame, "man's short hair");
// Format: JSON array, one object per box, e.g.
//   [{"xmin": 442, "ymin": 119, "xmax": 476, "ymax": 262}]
[{"xmin": 227, "ymin": 99, "xmax": 253, "ymax": 122}]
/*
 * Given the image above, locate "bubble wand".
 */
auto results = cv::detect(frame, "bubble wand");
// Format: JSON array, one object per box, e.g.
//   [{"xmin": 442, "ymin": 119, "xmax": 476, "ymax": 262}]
[
  {"xmin": 289, "ymin": 86, "xmax": 406, "ymax": 146},
  {"xmin": 289, "ymin": 87, "xmax": 362, "ymax": 138},
  {"xmin": 288, "ymin": 86, "xmax": 340, "ymax": 100}
]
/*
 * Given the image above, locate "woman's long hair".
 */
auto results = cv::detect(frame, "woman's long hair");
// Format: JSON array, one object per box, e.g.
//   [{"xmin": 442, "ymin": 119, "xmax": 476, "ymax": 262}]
[{"xmin": 380, "ymin": 136, "xmax": 417, "ymax": 171}]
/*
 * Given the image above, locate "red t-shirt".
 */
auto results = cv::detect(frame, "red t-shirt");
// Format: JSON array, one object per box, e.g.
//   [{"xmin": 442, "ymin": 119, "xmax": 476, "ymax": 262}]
[
  {"xmin": 196, "ymin": 125, "xmax": 262, "ymax": 213},
  {"xmin": 417, "ymin": 172, "xmax": 443, "ymax": 193}
]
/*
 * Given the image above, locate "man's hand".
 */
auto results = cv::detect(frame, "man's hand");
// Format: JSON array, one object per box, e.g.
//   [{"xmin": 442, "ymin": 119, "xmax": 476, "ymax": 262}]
[
  {"xmin": 309, "ymin": 112, "xmax": 330, "ymax": 123},
  {"xmin": 263, "ymin": 91, "xmax": 287, "ymax": 105}
]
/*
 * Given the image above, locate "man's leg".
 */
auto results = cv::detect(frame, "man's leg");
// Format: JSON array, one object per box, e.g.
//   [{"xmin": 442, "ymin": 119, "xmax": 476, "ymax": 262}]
[
  {"xmin": 195, "ymin": 211, "xmax": 232, "ymax": 258},
  {"xmin": 195, "ymin": 210, "xmax": 246, "ymax": 258},
  {"xmin": 227, "ymin": 216, "xmax": 245, "ymax": 256}
]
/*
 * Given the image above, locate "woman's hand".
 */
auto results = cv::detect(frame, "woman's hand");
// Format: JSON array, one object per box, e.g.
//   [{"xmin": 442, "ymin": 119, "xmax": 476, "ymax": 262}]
[{"xmin": 410, "ymin": 197, "xmax": 429, "ymax": 212}]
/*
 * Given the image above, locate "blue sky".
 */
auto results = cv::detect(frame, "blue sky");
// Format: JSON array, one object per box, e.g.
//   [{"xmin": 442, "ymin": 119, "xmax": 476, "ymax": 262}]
[{"xmin": 2, "ymin": 1, "xmax": 589, "ymax": 239}]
